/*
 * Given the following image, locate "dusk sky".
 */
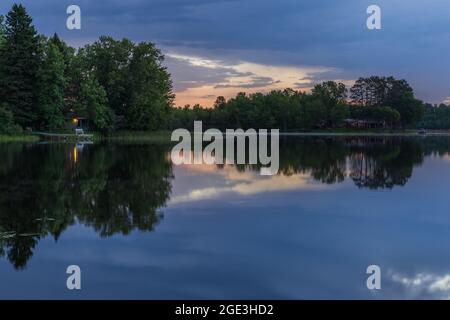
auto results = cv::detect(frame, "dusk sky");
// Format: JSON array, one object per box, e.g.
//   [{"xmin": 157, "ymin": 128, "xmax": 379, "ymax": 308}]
[{"xmin": 1, "ymin": 0, "xmax": 449, "ymax": 106}]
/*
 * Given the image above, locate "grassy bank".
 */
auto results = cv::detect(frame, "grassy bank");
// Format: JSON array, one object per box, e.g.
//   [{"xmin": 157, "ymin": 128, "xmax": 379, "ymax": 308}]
[
  {"xmin": 281, "ymin": 128, "xmax": 450, "ymax": 136},
  {"xmin": 3, "ymin": 129, "xmax": 447, "ymax": 145},
  {"xmin": 0, "ymin": 134, "xmax": 40, "ymax": 143},
  {"xmin": 103, "ymin": 131, "xmax": 173, "ymax": 144},
  {"xmin": 104, "ymin": 129, "xmax": 450, "ymax": 142}
]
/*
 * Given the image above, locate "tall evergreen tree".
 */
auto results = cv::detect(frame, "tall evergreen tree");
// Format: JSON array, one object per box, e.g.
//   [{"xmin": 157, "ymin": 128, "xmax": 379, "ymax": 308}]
[
  {"xmin": 0, "ymin": 4, "xmax": 40, "ymax": 127},
  {"xmin": 0, "ymin": 15, "xmax": 6, "ymax": 47}
]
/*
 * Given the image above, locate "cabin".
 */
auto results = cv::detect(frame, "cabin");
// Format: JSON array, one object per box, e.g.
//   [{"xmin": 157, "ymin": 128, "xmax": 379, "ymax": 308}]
[
  {"xmin": 344, "ymin": 119, "xmax": 385, "ymax": 130},
  {"xmin": 66, "ymin": 116, "xmax": 89, "ymax": 132}
]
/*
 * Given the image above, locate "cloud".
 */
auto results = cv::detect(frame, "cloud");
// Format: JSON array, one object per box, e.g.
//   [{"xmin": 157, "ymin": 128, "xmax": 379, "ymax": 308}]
[
  {"xmin": 215, "ymin": 76, "xmax": 281, "ymax": 89},
  {"xmin": 166, "ymin": 52, "xmax": 337, "ymax": 106},
  {"xmin": 389, "ymin": 271, "xmax": 450, "ymax": 299},
  {"xmin": 1, "ymin": 0, "xmax": 450, "ymax": 104}
]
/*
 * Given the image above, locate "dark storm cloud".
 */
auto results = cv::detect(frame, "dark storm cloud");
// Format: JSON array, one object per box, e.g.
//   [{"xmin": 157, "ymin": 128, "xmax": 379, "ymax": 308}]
[
  {"xmin": 293, "ymin": 71, "xmax": 350, "ymax": 89},
  {"xmin": 1, "ymin": 0, "xmax": 449, "ymax": 103},
  {"xmin": 164, "ymin": 54, "xmax": 253, "ymax": 91}
]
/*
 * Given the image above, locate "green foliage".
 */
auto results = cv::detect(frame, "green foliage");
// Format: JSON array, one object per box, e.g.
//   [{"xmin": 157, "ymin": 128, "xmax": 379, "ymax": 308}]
[
  {"xmin": 312, "ymin": 81, "xmax": 348, "ymax": 127},
  {"xmin": 0, "ymin": 104, "xmax": 21, "ymax": 134},
  {"xmin": 351, "ymin": 106, "xmax": 400, "ymax": 127},
  {"xmin": 0, "ymin": 4, "xmax": 175, "ymax": 134},
  {"xmin": 79, "ymin": 37, "xmax": 133, "ymax": 118},
  {"xmin": 350, "ymin": 76, "xmax": 424, "ymax": 127},
  {"xmin": 0, "ymin": 4, "xmax": 40, "ymax": 127},
  {"xmin": 0, "ymin": 15, "xmax": 6, "ymax": 47},
  {"xmin": 393, "ymin": 93, "xmax": 424, "ymax": 127},
  {"xmin": 166, "ymin": 76, "xmax": 426, "ymax": 131},
  {"xmin": 167, "ymin": 84, "xmax": 348, "ymax": 131},
  {"xmin": 37, "ymin": 41, "xmax": 66, "ymax": 130},
  {"xmin": 125, "ymin": 42, "xmax": 174, "ymax": 130},
  {"xmin": 417, "ymin": 103, "xmax": 450, "ymax": 129},
  {"xmin": 77, "ymin": 76, "xmax": 114, "ymax": 133},
  {"xmin": 80, "ymin": 37, "xmax": 174, "ymax": 130}
]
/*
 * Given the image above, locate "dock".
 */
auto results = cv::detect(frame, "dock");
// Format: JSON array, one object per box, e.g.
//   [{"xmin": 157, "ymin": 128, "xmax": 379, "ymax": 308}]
[{"xmin": 32, "ymin": 132, "xmax": 94, "ymax": 142}]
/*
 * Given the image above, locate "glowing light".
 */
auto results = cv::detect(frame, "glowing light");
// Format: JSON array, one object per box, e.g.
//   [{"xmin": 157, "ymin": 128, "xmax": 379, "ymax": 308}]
[{"xmin": 73, "ymin": 146, "xmax": 78, "ymax": 163}]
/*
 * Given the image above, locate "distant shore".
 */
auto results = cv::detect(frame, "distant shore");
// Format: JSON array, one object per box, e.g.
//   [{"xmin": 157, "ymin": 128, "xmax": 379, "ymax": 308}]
[
  {"xmin": 101, "ymin": 130, "xmax": 429, "ymax": 143},
  {"xmin": 279, "ymin": 131, "xmax": 450, "ymax": 137},
  {"xmin": 2, "ymin": 129, "xmax": 450, "ymax": 144}
]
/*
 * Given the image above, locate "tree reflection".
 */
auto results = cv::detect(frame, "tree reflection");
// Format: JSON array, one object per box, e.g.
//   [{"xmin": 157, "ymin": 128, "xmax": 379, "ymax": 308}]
[
  {"xmin": 0, "ymin": 136, "xmax": 447, "ymax": 269},
  {"xmin": 278, "ymin": 136, "xmax": 425, "ymax": 189},
  {"xmin": 208, "ymin": 136, "xmax": 428, "ymax": 189},
  {"xmin": 0, "ymin": 143, "xmax": 173, "ymax": 269},
  {"xmin": 348, "ymin": 138, "xmax": 423, "ymax": 189}
]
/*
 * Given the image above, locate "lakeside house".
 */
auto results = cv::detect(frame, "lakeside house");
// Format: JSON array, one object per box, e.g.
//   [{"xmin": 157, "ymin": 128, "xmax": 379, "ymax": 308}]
[
  {"xmin": 344, "ymin": 118, "xmax": 386, "ymax": 129},
  {"xmin": 66, "ymin": 116, "xmax": 89, "ymax": 132}
]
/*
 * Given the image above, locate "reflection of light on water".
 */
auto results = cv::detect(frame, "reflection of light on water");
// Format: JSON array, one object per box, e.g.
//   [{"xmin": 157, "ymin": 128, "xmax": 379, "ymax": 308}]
[
  {"xmin": 73, "ymin": 146, "xmax": 78, "ymax": 163},
  {"xmin": 72, "ymin": 143, "xmax": 88, "ymax": 164}
]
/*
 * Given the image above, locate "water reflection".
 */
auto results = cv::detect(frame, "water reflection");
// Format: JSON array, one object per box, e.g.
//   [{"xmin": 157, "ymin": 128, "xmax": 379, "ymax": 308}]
[
  {"xmin": 0, "ymin": 136, "xmax": 449, "ymax": 270},
  {"xmin": 388, "ymin": 271, "xmax": 450, "ymax": 299},
  {"xmin": 0, "ymin": 143, "xmax": 173, "ymax": 269}
]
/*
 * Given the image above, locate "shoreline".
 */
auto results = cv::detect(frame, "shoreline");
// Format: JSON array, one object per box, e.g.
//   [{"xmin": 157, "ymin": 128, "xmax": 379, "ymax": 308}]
[
  {"xmin": 3, "ymin": 130, "xmax": 450, "ymax": 144},
  {"xmin": 0, "ymin": 135, "xmax": 40, "ymax": 143},
  {"xmin": 278, "ymin": 131, "xmax": 450, "ymax": 137}
]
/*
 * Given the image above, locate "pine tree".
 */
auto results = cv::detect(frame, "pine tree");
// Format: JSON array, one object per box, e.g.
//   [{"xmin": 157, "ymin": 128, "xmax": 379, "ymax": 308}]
[
  {"xmin": 0, "ymin": 15, "xmax": 6, "ymax": 47},
  {"xmin": 0, "ymin": 4, "xmax": 40, "ymax": 128}
]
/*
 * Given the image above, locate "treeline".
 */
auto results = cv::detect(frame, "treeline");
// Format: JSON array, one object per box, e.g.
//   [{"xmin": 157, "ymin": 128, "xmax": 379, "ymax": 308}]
[
  {"xmin": 168, "ymin": 77, "xmax": 426, "ymax": 131},
  {"xmin": 418, "ymin": 103, "xmax": 450, "ymax": 129},
  {"xmin": 0, "ymin": 4, "xmax": 173, "ymax": 134},
  {"xmin": 0, "ymin": 4, "xmax": 446, "ymax": 135}
]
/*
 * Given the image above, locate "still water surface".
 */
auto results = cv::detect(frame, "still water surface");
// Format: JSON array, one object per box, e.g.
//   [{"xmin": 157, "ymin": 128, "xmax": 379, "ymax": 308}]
[{"xmin": 1, "ymin": 136, "xmax": 450, "ymax": 299}]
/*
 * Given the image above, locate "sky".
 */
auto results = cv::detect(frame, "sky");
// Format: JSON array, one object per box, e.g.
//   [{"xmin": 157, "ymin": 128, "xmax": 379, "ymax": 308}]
[{"xmin": 1, "ymin": 0, "xmax": 449, "ymax": 106}]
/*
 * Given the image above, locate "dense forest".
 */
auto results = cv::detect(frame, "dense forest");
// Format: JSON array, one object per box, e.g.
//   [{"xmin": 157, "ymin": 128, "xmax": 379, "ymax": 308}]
[
  {"xmin": 0, "ymin": 4, "xmax": 447, "ymax": 135},
  {"xmin": 0, "ymin": 4, "xmax": 173, "ymax": 134},
  {"xmin": 169, "ymin": 78, "xmax": 425, "ymax": 131}
]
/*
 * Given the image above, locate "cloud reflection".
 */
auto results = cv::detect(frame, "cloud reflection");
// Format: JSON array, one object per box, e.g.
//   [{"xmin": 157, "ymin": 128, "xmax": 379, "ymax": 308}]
[
  {"xmin": 169, "ymin": 164, "xmax": 328, "ymax": 204},
  {"xmin": 389, "ymin": 271, "xmax": 450, "ymax": 299}
]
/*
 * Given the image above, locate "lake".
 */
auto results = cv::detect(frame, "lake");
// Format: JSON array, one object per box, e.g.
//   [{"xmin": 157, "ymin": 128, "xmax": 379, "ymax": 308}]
[{"xmin": 1, "ymin": 136, "xmax": 450, "ymax": 299}]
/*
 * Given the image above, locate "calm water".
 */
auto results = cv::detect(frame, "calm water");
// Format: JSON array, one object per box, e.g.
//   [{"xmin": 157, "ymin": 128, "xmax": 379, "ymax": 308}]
[{"xmin": 1, "ymin": 136, "xmax": 450, "ymax": 299}]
